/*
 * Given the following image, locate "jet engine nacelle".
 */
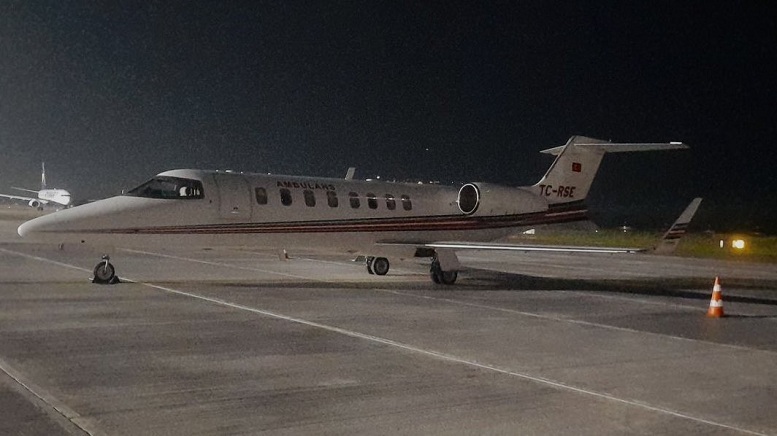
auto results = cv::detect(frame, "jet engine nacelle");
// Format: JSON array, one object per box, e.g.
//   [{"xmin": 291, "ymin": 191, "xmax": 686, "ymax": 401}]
[
  {"xmin": 457, "ymin": 182, "xmax": 548, "ymax": 216},
  {"xmin": 28, "ymin": 199, "xmax": 41, "ymax": 208}
]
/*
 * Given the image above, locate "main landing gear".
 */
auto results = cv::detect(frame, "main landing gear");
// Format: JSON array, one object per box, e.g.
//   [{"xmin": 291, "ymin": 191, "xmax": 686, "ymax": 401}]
[
  {"xmin": 365, "ymin": 256, "xmax": 390, "ymax": 276},
  {"xmin": 92, "ymin": 254, "xmax": 120, "ymax": 284},
  {"xmin": 430, "ymin": 256, "xmax": 458, "ymax": 285},
  {"xmin": 364, "ymin": 251, "xmax": 459, "ymax": 285}
]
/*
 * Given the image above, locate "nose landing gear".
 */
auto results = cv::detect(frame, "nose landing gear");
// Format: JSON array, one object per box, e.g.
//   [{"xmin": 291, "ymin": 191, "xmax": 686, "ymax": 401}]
[{"xmin": 92, "ymin": 255, "xmax": 120, "ymax": 284}]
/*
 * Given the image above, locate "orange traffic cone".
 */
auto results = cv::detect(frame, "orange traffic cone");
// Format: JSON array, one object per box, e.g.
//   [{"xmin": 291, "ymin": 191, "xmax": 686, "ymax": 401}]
[{"xmin": 706, "ymin": 276, "xmax": 725, "ymax": 318}]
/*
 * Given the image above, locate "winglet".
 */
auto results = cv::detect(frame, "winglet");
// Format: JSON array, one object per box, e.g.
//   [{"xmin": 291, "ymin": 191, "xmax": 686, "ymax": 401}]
[
  {"xmin": 345, "ymin": 167, "xmax": 356, "ymax": 180},
  {"xmin": 653, "ymin": 198, "xmax": 703, "ymax": 254}
]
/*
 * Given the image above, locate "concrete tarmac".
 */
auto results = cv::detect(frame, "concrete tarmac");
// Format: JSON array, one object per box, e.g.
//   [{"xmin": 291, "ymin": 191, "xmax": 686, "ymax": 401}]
[{"xmin": 2, "ymin": 213, "xmax": 777, "ymax": 435}]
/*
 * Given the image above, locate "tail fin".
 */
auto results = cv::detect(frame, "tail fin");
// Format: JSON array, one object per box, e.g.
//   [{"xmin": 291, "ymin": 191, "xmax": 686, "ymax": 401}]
[
  {"xmin": 41, "ymin": 162, "xmax": 47, "ymax": 190},
  {"xmin": 653, "ymin": 198, "xmax": 702, "ymax": 254},
  {"xmin": 528, "ymin": 136, "xmax": 688, "ymax": 204}
]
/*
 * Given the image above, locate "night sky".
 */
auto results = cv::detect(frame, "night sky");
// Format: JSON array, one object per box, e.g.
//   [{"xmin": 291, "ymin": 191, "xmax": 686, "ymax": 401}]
[{"xmin": 2, "ymin": 2, "xmax": 776, "ymax": 233}]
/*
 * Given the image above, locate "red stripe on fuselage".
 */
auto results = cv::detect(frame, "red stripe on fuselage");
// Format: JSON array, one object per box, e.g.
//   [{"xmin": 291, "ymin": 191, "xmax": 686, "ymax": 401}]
[{"xmin": 54, "ymin": 204, "xmax": 588, "ymax": 235}]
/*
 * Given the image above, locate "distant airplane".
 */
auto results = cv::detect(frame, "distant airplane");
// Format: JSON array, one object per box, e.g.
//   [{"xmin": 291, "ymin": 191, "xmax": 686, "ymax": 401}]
[
  {"xmin": 0, "ymin": 163, "xmax": 71, "ymax": 209},
  {"xmin": 18, "ymin": 136, "xmax": 689, "ymax": 284}
]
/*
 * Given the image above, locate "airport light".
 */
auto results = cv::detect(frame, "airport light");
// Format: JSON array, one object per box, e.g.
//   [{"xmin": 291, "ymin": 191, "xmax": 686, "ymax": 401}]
[{"xmin": 732, "ymin": 239, "xmax": 746, "ymax": 250}]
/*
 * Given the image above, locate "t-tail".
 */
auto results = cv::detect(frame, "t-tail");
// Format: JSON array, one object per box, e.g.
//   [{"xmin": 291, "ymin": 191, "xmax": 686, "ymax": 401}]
[
  {"xmin": 653, "ymin": 197, "xmax": 702, "ymax": 254},
  {"xmin": 527, "ymin": 136, "xmax": 688, "ymax": 204}
]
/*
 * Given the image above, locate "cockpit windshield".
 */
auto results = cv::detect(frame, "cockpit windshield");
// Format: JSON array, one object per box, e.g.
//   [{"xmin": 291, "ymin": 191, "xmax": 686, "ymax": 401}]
[{"xmin": 125, "ymin": 176, "xmax": 204, "ymax": 199}]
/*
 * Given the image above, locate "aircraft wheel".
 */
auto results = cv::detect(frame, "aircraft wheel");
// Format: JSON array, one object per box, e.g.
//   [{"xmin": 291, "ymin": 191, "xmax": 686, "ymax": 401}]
[
  {"xmin": 372, "ymin": 257, "xmax": 390, "ymax": 276},
  {"xmin": 430, "ymin": 258, "xmax": 442, "ymax": 284},
  {"xmin": 93, "ymin": 261, "xmax": 116, "ymax": 284},
  {"xmin": 439, "ymin": 270, "xmax": 458, "ymax": 285},
  {"xmin": 430, "ymin": 258, "xmax": 456, "ymax": 285},
  {"xmin": 365, "ymin": 256, "xmax": 375, "ymax": 275}
]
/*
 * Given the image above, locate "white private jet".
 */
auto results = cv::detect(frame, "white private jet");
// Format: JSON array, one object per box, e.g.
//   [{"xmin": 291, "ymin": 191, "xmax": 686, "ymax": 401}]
[
  {"xmin": 18, "ymin": 136, "xmax": 689, "ymax": 284},
  {"xmin": 0, "ymin": 163, "xmax": 72, "ymax": 209}
]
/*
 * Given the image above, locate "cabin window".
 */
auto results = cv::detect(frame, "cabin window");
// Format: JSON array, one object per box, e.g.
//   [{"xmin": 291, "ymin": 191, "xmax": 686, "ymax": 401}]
[
  {"xmin": 349, "ymin": 192, "xmax": 360, "ymax": 208},
  {"xmin": 367, "ymin": 193, "xmax": 378, "ymax": 209},
  {"xmin": 280, "ymin": 188, "xmax": 292, "ymax": 206},
  {"xmin": 125, "ymin": 176, "xmax": 204, "ymax": 200},
  {"xmin": 327, "ymin": 191, "xmax": 339, "ymax": 207},
  {"xmin": 255, "ymin": 187, "xmax": 268, "ymax": 205},
  {"xmin": 303, "ymin": 190, "xmax": 316, "ymax": 207},
  {"xmin": 385, "ymin": 194, "xmax": 396, "ymax": 210},
  {"xmin": 401, "ymin": 194, "xmax": 412, "ymax": 211}
]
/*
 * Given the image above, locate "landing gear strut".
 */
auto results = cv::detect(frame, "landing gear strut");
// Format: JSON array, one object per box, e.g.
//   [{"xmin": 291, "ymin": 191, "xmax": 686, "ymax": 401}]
[
  {"xmin": 430, "ymin": 256, "xmax": 458, "ymax": 285},
  {"xmin": 92, "ymin": 255, "xmax": 119, "ymax": 284},
  {"xmin": 365, "ymin": 256, "xmax": 390, "ymax": 276}
]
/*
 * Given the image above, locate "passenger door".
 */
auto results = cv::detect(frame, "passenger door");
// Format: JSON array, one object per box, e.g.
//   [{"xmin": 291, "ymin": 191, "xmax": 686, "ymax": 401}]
[{"xmin": 214, "ymin": 174, "xmax": 251, "ymax": 220}]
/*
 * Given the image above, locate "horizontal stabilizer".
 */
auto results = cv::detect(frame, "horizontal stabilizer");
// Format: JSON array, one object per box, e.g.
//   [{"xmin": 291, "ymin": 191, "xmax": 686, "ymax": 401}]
[
  {"xmin": 540, "ymin": 141, "xmax": 688, "ymax": 156},
  {"xmin": 530, "ymin": 136, "xmax": 689, "ymax": 205}
]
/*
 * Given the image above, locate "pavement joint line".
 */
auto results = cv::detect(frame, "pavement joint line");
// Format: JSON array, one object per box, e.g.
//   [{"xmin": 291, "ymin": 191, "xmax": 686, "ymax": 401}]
[
  {"xmin": 293, "ymin": 254, "xmax": 746, "ymax": 313},
  {"xmin": 375, "ymin": 289, "xmax": 777, "ymax": 356},
  {"xmin": 555, "ymin": 289, "xmax": 704, "ymax": 311},
  {"xmin": 0, "ymin": 357, "xmax": 93, "ymax": 436},
  {"xmin": 5, "ymin": 246, "xmax": 776, "ymax": 355},
  {"xmin": 283, "ymin": 256, "xmax": 737, "ymax": 314},
  {"xmin": 7, "ymin": 246, "xmax": 772, "ymax": 355},
  {"xmin": 120, "ymin": 248, "xmax": 342, "ymax": 283},
  {"xmin": 0, "ymin": 247, "xmax": 94, "ymax": 274},
  {"xmin": 1, "ymin": 246, "xmax": 772, "ymax": 435},
  {"xmin": 293, "ymin": 256, "xmax": 421, "ymax": 275},
  {"xmin": 120, "ymin": 248, "xmax": 429, "ymax": 284},
  {"xmin": 126, "ymin": 279, "xmax": 766, "ymax": 436}
]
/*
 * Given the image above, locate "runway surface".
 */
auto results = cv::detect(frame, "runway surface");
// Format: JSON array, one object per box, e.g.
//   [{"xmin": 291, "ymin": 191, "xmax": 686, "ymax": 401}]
[{"xmin": 1, "ymin": 215, "xmax": 777, "ymax": 435}]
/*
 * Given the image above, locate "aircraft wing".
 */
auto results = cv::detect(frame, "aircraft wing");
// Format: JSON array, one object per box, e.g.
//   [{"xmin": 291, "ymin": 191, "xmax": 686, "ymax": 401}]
[
  {"xmin": 423, "ymin": 241, "xmax": 645, "ymax": 254},
  {"xmin": 425, "ymin": 198, "xmax": 702, "ymax": 255},
  {"xmin": 11, "ymin": 187, "xmax": 40, "ymax": 194},
  {"xmin": 376, "ymin": 240, "xmax": 645, "ymax": 256},
  {"xmin": 375, "ymin": 239, "xmax": 645, "ymax": 273},
  {"xmin": 0, "ymin": 192, "xmax": 45, "ymax": 203},
  {"xmin": 378, "ymin": 197, "xmax": 701, "ymax": 275}
]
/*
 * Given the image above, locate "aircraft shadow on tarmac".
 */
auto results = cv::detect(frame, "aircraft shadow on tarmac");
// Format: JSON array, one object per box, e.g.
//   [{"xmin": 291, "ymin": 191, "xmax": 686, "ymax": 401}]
[
  {"xmin": 164, "ymin": 266, "xmax": 777, "ymax": 312},
  {"xmin": 458, "ymin": 269, "xmax": 777, "ymax": 309}
]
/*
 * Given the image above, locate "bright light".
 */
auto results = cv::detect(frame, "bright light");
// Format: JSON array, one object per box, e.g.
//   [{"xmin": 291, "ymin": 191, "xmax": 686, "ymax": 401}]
[{"xmin": 732, "ymin": 239, "xmax": 746, "ymax": 250}]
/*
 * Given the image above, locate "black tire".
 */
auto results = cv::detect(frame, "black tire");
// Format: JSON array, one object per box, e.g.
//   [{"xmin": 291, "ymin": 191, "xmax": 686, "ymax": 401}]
[
  {"xmin": 430, "ymin": 257, "xmax": 456, "ymax": 285},
  {"xmin": 439, "ymin": 270, "xmax": 458, "ymax": 285},
  {"xmin": 430, "ymin": 258, "xmax": 442, "ymax": 284},
  {"xmin": 93, "ymin": 261, "xmax": 116, "ymax": 284},
  {"xmin": 372, "ymin": 257, "xmax": 390, "ymax": 276}
]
